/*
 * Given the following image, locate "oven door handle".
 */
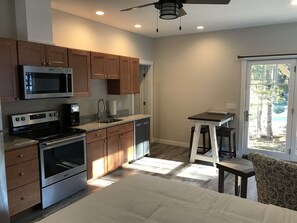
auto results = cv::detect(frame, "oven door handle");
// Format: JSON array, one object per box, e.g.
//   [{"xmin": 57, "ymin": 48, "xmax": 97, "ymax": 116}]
[{"xmin": 40, "ymin": 134, "xmax": 85, "ymax": 147}]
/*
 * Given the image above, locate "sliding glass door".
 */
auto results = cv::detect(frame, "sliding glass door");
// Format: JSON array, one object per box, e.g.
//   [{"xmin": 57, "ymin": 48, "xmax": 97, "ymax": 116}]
[{"xmin": 242, "ymin": 59, "xmax": 297, "ymax": 161}]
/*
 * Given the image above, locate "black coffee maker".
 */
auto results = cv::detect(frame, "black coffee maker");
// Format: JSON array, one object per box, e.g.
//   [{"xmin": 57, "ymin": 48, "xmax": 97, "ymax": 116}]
[{"xmin": 63, "ymin": 103, "xmax": 80, "ymax": 126}]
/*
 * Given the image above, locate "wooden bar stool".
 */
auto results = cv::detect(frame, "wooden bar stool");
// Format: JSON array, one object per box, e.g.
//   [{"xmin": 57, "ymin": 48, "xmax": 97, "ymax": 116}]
[
  {"xmin": 216, "ymin": 158, "xmax": 255, "ymax": 198},
  {"xmin": 189, "ymin": 125, "xmax": 211, "ymax": 156},
  {"xmin": 216, "ymin": 127, "xmax": 236, "ymax": 158}
]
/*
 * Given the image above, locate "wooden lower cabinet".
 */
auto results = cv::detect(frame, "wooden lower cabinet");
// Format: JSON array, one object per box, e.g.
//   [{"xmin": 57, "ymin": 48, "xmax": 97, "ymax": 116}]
[
  {"xmin": 107, "ymin": 135, "xmax": 122, "ymax": 172},
  {"xmin": 86, "ymin": 123, "xmax": 135, "ymax": 178},
  {"xmin": 122, "ymin": 131, "xmax": 134, "ymax": 164},
  {"xmin": 87, "ymin": 139, "xmax": 107, "ymax": 180},
  {"xmin": 8, "ymin": 181, "xmax": 40, "ymax": 216},
  {"xmin": 86, "ymin": 129, "xmax": 107, "ymax": 180},
  {"xmin": 5, "ymin": 145, "xmax": 40, "ymax": 216}
]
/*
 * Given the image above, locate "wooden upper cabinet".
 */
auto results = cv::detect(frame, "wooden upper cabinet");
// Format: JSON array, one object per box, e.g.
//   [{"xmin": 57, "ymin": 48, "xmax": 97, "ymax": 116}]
[
  {"xmin": 107, "ymin": 56, "xmax": 140, "ymax": 95},
  {"xmin": 0, "ymin": 38, "xmax": 18, "ymax": 101},
  {"xmin": 105, "ymin": 54, "xmax": 120, "ymax": 79},
  {"xmin": 91, "ymin": 52, "xmax": 106, "ymax": 79},
  {"xmin": 130, "ymin": 58, "xmax": 140, "ymax": 94},
  {"xmin": 119, "ymin": 56, "xmax": 131, "ymax": 94},
  {"xmin": 45, "ymin": 45, "xmax": 68, "ymax": 67},
  {"xmin": 91, "ymin": 52, "xmax": 119, "ymax": 79},
  {"xmin": 17, "ymin": 41, "xmax": 68, "ymax": 67},
  {"xmin": 68, "ymin": 49, "xmax": 91, "ymax": 97}
]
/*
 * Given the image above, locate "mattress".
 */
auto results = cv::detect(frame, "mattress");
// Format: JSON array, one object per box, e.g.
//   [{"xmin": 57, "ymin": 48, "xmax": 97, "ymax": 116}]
[{"xmin": 36, "ymin": 174, "xmax": 297, "ymax": 223}]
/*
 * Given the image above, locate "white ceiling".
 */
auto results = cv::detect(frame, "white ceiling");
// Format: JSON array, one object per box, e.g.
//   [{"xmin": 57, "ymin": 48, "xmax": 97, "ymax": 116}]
[{"xmin": 51, "ymin": 0, "xmax": 297, "ymax": 38}]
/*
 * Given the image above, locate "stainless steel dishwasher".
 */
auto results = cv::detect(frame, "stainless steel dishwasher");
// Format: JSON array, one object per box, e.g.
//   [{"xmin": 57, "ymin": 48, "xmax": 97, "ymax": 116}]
[{"xmin": 134, "ymin": 117, "xmax": 150, "ymax": 160}]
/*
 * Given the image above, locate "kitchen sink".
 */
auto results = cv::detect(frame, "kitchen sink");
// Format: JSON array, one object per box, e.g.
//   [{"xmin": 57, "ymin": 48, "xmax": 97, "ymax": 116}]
[{"xmin": 98, "ymin": 118, "xmax": 123, "ymax": 123}]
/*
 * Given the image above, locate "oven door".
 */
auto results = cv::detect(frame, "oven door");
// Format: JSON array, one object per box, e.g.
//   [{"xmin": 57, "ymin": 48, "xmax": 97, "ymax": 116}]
[{"xmin": 39, "ymin": 134, "xmax": 86, "ymax": 188}]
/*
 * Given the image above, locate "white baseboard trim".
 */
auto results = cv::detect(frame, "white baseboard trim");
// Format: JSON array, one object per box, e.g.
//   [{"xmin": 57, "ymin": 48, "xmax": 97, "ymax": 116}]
[{"xmin": 152, "ymin": 138, "xmax": 189, "ymax": 148}]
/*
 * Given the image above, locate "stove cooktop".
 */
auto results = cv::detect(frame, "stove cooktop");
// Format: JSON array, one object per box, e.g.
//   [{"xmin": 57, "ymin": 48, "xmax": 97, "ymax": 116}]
[{"xmin": 19, "ymin": 126, "xmax": 86, "ymax": 142}]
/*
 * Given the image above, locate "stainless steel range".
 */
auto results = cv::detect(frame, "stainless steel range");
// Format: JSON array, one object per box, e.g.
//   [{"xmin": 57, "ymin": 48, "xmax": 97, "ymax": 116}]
[{"xmin": 10, "ymin": 110, "xmax": 87, "ymax": 209}]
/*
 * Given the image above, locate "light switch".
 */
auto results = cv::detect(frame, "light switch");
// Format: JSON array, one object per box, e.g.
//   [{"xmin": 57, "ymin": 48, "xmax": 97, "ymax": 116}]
[{"xmin": 226, "ymin": 103, "xmax": 236, "ymax": 109}]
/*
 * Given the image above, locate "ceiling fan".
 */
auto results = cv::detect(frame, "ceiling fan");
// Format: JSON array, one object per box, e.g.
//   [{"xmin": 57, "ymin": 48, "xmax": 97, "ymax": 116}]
[{"xmin": 121, "ymin": 0, "xmax": 231, "ymax": 20}]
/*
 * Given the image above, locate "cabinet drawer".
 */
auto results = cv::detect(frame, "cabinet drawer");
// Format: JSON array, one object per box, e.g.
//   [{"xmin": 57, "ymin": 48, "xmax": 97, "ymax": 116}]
[
  {"xmin": 87, "ymin": 129, "xmax": 106, "ymax": 143},
  {"xmin": 6, "ymin": 159, "xmax": 39, "ymax": 191},
  {"xmin": 8, "ymin": 181, "xmax": 41, "ymax": 216},
  {"xmin": 107, "ymin": 122, "xmax": 133, "ymax": 137},
  {"xmin": 5, "ymin": 145, "xmax": 38, "ymax": 166}
]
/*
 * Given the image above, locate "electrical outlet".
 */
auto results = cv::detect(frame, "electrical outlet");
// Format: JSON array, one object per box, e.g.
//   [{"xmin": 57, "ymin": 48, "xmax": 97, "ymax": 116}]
[{"xmin": 226, "ymin": 103, "xmax": 236, "ymax": 109}]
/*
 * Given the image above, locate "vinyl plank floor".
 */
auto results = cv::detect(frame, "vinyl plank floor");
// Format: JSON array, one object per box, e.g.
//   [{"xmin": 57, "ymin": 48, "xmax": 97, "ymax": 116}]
[{"xmin": 11, "ymin": 142, "xmax": 257, "ymax": 223}]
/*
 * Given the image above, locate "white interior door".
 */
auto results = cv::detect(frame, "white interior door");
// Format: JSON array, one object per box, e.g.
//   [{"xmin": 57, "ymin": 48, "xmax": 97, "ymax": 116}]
[{"xmin": 243, "ymin": 59, "xmax": 297, "ymax": 160}]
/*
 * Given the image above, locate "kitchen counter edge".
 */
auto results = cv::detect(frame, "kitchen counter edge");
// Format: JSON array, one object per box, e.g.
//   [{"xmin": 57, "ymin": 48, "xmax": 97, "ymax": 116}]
[{"xmin": 77, "ymin": 114, "xmax": 150, "ymax": 132}]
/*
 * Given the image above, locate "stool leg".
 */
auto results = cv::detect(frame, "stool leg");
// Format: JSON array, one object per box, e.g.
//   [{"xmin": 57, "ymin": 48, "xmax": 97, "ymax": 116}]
[
  {"xmin": 189, "ymin": 127, "xmax": 194, "ymax": 158},
  {"xmin": 203, "ymin": 132, "xmax": 206, "ymax": 153},
  {"xmin": 208, "ymin": 132, "xmax": 211, "ymax": 150},
  {"xmin": 240, "ymin": 177, "xmax": 248, "ymax": 198},
  {"xmin": 233, "ymin": 132, "xmax": 236, "ymax": 158},
  {"xmin": 218, "ymin": 169, "xmax": 224, "ymax": 193},
  {"xmin": 228, "ymin": 135, "xmax": 232, "ymax": 158},
  {"xmin": 219, "ymin": 135, "xmax": 223, "ymax": 157},
  {"xmin": 235, "ymin": 175, "xmax": 239, "ymax": 196}
]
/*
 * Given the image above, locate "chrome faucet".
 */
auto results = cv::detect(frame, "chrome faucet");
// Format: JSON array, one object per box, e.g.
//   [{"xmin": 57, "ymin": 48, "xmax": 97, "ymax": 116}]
[{"xmin": 97, "ymin": 99, "xmax": 106, "ymax": 120}]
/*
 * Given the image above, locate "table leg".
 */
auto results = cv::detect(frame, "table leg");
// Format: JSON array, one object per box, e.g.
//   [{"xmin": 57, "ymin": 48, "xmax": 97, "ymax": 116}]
[
  {"xmin": 218, "ymin": 169, "xmax": 224, "ymax": 193},
  {"xmin": 235, "ymin": 175, "xmax": 239, "ymax": 196},
  {"xmin": 189, "ymin": 123, "xmax": 201, "ymax": 163},
  {"xmin": 240, "ymin": 177, "xmax": 248, "ymax": 198},
  {"xmin": 209, "ymin": 124, "xmax": 219, "ymax": 166}
]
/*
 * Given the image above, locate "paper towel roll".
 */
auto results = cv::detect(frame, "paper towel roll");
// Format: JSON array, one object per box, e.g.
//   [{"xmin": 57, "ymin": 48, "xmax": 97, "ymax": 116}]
[{"xmin": 109, "ymin": 101, "xmax": 117, "ymax": 116}]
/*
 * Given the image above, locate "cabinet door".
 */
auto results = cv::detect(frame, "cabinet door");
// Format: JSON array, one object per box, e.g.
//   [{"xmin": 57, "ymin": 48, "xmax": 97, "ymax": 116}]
[
  {"xmin": 107, "ymin": 135, "xmax": 121, "ymax": 172},
  {"xmin": 105, "ymin": 54, "xmax": 120, "ymax": 79},
  {"xmin": 120, "ymin": 56, "xmax": 131, "ymax": 94},
  {"xmin": 131, "ymin": 58, "xmax": 140, "ymax": 94},
  {"xmin": 91, "ymin": 52, "xmax": 106, "ymax": 79},
  {"xmin": 122, "ymin": 131, "xmax": 134, "ymax": 164},
  {"xmin": 17, "ymin": 41, "xmax": 46, "ymax": 66},
  {"xmin": 68, "ymin": 49, "xmax": 90, "ymax": 97},
  {"xmin": 87, "ymin": 139, "xmax": 107, "ymax": 180},
  {"xmin": 0, "ymin": 38, "xmax": 18, "ymax": 101},
  {"xmin": 45, "ymin": 45, "xmax": 68, "ymax": 67}
]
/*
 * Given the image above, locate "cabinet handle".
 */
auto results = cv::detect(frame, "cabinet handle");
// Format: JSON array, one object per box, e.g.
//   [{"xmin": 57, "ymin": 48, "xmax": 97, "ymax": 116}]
[
  {"xmin": 19, "ymin": 172, "xmax": 25, "ymax": 176},
  {"xmin": 18, "ymin": 154, "xmax": 23, "ymax": 158},
  {"xmin": 21, "ymin": 196, "xmax": 26, "ymax": 200},
  {"xmin": 47, "ymin": 62, "xmax": 51, "ymax": 66},
  {"xmin": 95, "ymin": 134, "xmax": 99, "ymax": 137},
  {"xmin": 42, "ymin": 62, "xmax": 46, "ymax": 66}
]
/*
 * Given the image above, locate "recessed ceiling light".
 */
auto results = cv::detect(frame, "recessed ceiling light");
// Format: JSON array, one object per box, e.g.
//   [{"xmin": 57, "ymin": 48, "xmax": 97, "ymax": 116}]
[
  {"xmin": 197, "ymin": 26, "xmax": 204, "ymax": 30},
  {"xmin": 291, "ymin": 0, "xmax": 297, "ymax": 5},
  {"xmin": 134, "ymin": 24, "xmax": 142, "ymax": 28},
  {"xmin": 96, "ymin": 11, "xmax": 104, "ymax": 15}
]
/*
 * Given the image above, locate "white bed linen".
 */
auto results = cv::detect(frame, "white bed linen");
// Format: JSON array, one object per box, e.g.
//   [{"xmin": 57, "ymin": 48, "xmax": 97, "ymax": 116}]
[{"xmin": 36, "ymin": 174, "xmax": 297, "ymax": 223}]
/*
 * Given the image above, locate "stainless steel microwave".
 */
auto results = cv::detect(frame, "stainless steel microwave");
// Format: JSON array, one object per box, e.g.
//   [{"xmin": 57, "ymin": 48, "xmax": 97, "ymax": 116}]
[{"xmin": 19, "ymin": 65, "xmax": 73, "ymax": 100}]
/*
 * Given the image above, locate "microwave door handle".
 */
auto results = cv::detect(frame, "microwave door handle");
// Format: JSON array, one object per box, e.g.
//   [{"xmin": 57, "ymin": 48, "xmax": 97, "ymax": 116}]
[{"xmin": 40, "ymin": 135, "xmax": 85, "ymax": 147}]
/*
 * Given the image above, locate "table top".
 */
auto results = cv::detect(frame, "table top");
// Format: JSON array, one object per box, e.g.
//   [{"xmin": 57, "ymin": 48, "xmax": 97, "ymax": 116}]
[
  {"xmin": 188, "ymin": 112, "xmax": 235, "ymax": 122},
  {"xmin": 216, "ymin": 158, "xmax": 255, "ymax": 176}
]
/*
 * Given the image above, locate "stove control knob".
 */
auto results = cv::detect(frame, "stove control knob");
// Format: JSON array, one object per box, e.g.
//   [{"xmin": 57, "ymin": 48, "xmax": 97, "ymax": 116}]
[
  {"xmin": 15, "ymin": 117, "xmax": 20, "ymax": 122},
  {"xmin": 54, "ymin": 112, "xmax": 58, "ymax": 117},
  {"xmin": 21, "ymin": 117, "xmax": 25, "ymax": 121},
  {"xmin": 49, "ymin": 113, "xmax": 53, "ymax": 117}
]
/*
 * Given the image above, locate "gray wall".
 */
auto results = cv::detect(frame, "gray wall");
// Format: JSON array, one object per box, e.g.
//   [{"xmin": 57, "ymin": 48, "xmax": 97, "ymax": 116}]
[{"xmin": 153, "ymin": 22, "xmax": 297, "ymax": 146}]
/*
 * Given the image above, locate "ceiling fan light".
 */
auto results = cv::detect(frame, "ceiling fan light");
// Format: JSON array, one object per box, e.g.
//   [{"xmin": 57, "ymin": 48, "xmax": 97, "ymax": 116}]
[{"xmin": 159, "ymin": 2, "xmax": 179, "ymax": 20}]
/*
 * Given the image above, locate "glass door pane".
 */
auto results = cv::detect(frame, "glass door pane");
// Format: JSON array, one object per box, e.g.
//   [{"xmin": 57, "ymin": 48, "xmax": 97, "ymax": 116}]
[{"xmin": 244, "ymin": 60, "xmax": 296, "ymax": 159}]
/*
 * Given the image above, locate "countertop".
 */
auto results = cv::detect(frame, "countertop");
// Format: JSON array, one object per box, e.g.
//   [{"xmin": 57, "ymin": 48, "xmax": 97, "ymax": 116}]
[
  {"xmin": 3, "ymin": 134, "xmax": 38, "ymax": 152},
  {"xmin": 77, "ymin": 114, "xmax": 150, "ymax": 132},
  {"xmin": 3, "ymin": 114, "xmax": 150, "ymax": 151}
]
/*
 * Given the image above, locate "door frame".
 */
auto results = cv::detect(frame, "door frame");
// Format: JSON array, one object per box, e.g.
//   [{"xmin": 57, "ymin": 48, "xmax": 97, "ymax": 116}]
[
  {"xmin": 131, "ymin": 59, "xmax": 154, "ymax": 142},
  {"xmin": 239, "ymin": 55, "xmax": 297, "ymax": 160}
]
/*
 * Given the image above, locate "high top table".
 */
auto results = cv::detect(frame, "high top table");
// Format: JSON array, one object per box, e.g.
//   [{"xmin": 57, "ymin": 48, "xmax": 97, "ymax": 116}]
[{"xmin": 188, "ymin": 112, "xmax": 235, "ymax": 166}]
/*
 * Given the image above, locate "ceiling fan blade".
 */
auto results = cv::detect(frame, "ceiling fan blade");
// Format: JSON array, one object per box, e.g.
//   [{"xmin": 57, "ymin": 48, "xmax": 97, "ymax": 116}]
[
  {"xmin": 182, "ymin": 0, "xmax": 231, "ymax": 4},
  {"xmin": 121, "ymin": 2, "xmax": 157, "ymax": 11},
  {"xmin": 179, "ymin": 8, "xmax": 187, "ymax": 17}
]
